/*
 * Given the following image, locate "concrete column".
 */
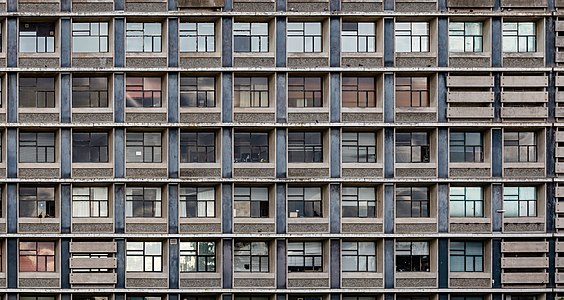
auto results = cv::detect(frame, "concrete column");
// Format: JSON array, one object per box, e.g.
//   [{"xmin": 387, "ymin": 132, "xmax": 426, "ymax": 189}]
[
  {"xmin": 114, "ymin": 0, "xmax": 124, "ymax": 11},
  {"xmin": 437, "ymin": 184, "xmax": 449, "ymax": 233},
  {"xmin": 7, "ymin": 239, "xmax": 17, "ymax": 288},
  {"xmin": 6, "ymin": 183, "xmax": 16, "ymax": 233},
  {"xmin": 168, "ymin": 18, "xmax": 179, "ymax": 67},
  {"xmin": 276, "ymin": 183, "xmax": 286, "ymax": 234},
  {"xmin": 383, "ymin": 183, "xmax": 394, "ymax": 233},
  {"xmin": 7, "ymin": 72, "xmax": 17, "ymax": 123},
  {"xmin": 384, "ymin": 238, "xmax": 394, "ymax": 288},
  {"xmin": 437, "ymin": 73, "xmax": 447, "ymax": 123},
  {"xmin": 276, "ymin": 128, "xmax": 287, "ymax": 178},
  {"xmin": 491, "ymin": 128, "xmax": 502, "ymax": 177},
  {"xmin": 276, "ymin": 0, "xmax": 285, "ymax": 11},
  {"xmin": 7, "ymin": 19, "xmax": 17, "ymax": 66},
  {"xmin": 116, "ymin": 238, "xmax": 126, "ymax": 288},
  {"xmin": 222, "ymin": 239, "xmax": 233, "ymax": 288},
  {"xmin": 6, "ymin": 128, "xmax": 17, "ymax": 178},
  {"xmin": 60, "ymin": 18, "xmax": 71, "ymax": 67},
  {"xmin": 169, "ymin": 128, "xmax": 179, "ymax": 178},
  {"xmin": 60, "ymin": 184, "xmax": 71, "ymax": 233},
  {"xmin": 222, "ymin": 18, "xmax": 233, "ymax": 67},
  {"xmin": 222, "ymin": 128, "xmax": 232, "ymax": 178},
  {"xmin": 114, "ymin": 183, "xmax": 125, "ymax": 233},
  {"xmin": 168, "ymin": 72, "xmax": 179, "ymax": 123},
  {"xmin": 114, "ymin": 18, "xmax": 125, "ymax": 67},
  {"xmin": 492, "ymin": 239, "xmax": 501, "ymax": 288},
  {"xmin": 330, "ymin": 184, "xmax": 340, "ymax": 233},
  {"xmin": 546, "ymin": 17, "xmax": 555, "ymax": 66},
  {"xmin": 114, "ymin": 73, "xmax": 125, "ymax": 123},
  {"xmin": 330, "ymin": 0, "xmax": 339, "ymax": 11},
  {"xmin": 330, "ymin": 17, "xmax": 340, "ymax": 67},
  {"xmin": 276, "ymin": 73, "xmax": 287, "ymax": 122},
  {"xmin": 491, "ymin": 18, "xmax": 502, "ymax": 67},
  {"xmin": 60, "ymin": 239, "xmax": 70, "ymax": 288},
  {"xmin": 330, "ymin": 239, "xmax": 340, "ymax": 288},
  {"xmin": 114, "ymin": 128, "xmax": 125, "ymax": 178},
  {"xmin": 383, "ymin": 73, "xmax": 394, "ymax": 122},
  {"xmin": 276, "ymin": 239, "xmax": 286, "ymax": 288},
  {"xmin": 493, "ymin": 73, "xmax": 501, "ymax": 122},
  {"xmin": 383, "ymin": 19, "xmax": 394, "ymax": 67},
  {"xmin": 60, "ymin": 73, "xmax": 71, "ymax": 123},
  {"xmin": 276, "ymin": 18, "xmax": 286, "ymax": 67},
  {"xmin": 438, "ymin": 238, "xmax": 448, "ymax": 288},
  {"xmin": 169, "ymin": 239, "xmax": 179, "ymax": 288},
  {"xmin": 549, "ymin": 238, "xmax": 556, "ymax": 287},
  {"xmin": 384, "ymin": 0, "xmax": 394, "ymax": 10},
  {"xmin": 222, "ymin": 72, "xmax": 233, "ymax": 123},
  {"xmin": 168, "ymin": 184, "xmax": 179, "ymax": 234},
  {"xmin": 222, "ymin": 183, "xmax": 233, "ymax": 233},
  {"xmin": 7, "ymin": 0, "xmax": 16, "ymax": 12},
  {"xmin": 384, "ymin": 128, "xmax": 394, "ymax": 178},
  {"xmin": 330, "ymin": 73, "xmax": 341, "ymax": 123},
  {"xmin": 437, "ymin": 128, "xmax": 448, "ymax": 178},
  {"xmin": 437, "ymin": 17, "xmax": 448, "ymax": 66},
  {"xmin": 330, "ymin": 128, "xmax": 341, "ymax": 178},
  {"xmin": 492, "ymin": 183, "xmax": 503, "ymax": 232},
  {"xmin": 61, "ymin": 128, "xmax": 71, "ymax": 178}
]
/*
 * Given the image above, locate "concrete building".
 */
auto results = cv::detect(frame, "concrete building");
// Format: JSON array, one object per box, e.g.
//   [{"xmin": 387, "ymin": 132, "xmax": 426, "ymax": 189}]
[{"xmin": 0, "ymin": 0, "xmax": 562, "ymax": 299}]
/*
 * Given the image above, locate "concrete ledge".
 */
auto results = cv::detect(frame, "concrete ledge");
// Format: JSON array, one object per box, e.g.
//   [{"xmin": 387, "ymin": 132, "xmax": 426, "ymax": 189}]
[
  {"xmin": 234, "ymin": 112, "xmax": 276, "ymax": 123},
  {"xmin": 125, "ymin": 112, "xmax": 167, "ymax": 123},
  {"xmin": 179, "ymin": 222, "xmax": 222, "ymax": 233},
  {"xmin": 234, "ymin": 56, "xmax": 276, "ymax": 68},
  {"xmin": 72, "ymin": 57, "xmax": 113, "ymax": 68},
  {"xmin": 396, "ymin": 222, "xmax": 437, "ymax": 233},
  {"xmin": 287, "ymin": 222, "xmax": 329, "ymax": 233},
  {"xmin": 126, "ymin": 222, "xmax": 168, "ymax": 233},
  {"xmin": 342, "ymin": 222, "xmax": 383, "ymax": 233},
  {"xmin": 450, "ymin": 222, "xmax": 491, "ymax": 232},
  {"xmin": 180, "ymin": 278, "xmax": 221, "ymax": 288},
  {"xmin": 504, "ymin": 222, "xmax": 545, "ymax": 232},
  {"xmin": 72, "ymin": 222, "xmax": 114, "ymax": 233},
  {"xmin": 396, "ymin": 56, "xmax": 437, "ymax": 68},
  {"xmin": 342, "ymin": 168, "xmax": 382, "ymax": 178},
  {"xmin": 396, "ymin": 167, "xmax": 436, "ymax": 178},
  {"xmin": 72, "ymin": 168, "xmax": 114, "ymax": 178},
  {"xmin": 19, "ymin": 168, "xmax": 60, "ymax": 178},
  {"xmin": 233, "ymin": 222, "xmax": 275, "ymax": 233},
  {"xmin": 342, "ymin": 277, "xmax": 383, "ymax": 288},
  {"xmin": 233, "ymin": 277, "xmax": 275, "ymax": 287},
  {"xmin": 449, "ymin": 56, "xmax": 491, "ymax": 68},
  {"xmin": 72, "ymin": 1, "xmax": 114, "ymax": 11},
  {"xmin": 18, "ymin": 2, "xmax": 59, "ymax": 11},
  {"xmin": 19, "ymin": 222, "xmax": 60, "ymax": 233},
  {"xmin": 180, "ymin": 167, "xmax": 221, "ymax": 177},
  {"xmin": 287, "ymin": 57, "xmax": 329, "ymax": 68},
  {"xmin": 449, "ymin": 167, "xmax": 490, "ymax": 178},
  {"xmin": 288, "ymin": 167, "xmax": 329, "ymax": 178},
  {"xmin": 125, "ymin": 1, "xmax": 167, "ymax": 11},
  {"xmin": 287, "ymin": 277, "xmax": 329, "ymax": 288},
  {"xmin": 19, "ymin": 278, "xmax": 60, "ymax": 288},
  {"xmin": 341, "ymin": 1, "xmax": 383, "ymax": 11},
  {"xmin": 233, "ymin": 167, "xmax": 275, "ymax": 178},
  {"xmin": 19, "ymin": 113, "xmax": 59, "ymax": 123},
  {"xmin": 342, "ymin": 56, "xmax": 383, "ymax": 68},
  {"xmin": 342, "ymin": 112, "xmax": 383, "ymax": 122},
  {"xmin": 179, "ymin": 57, "xmax": 221, "ymax": 68},
  {"xmin": 232, "ymin": 1, "xmax": 275, "ymax": 11},
  {"xmin": 19, "ymin": 57, "xmax": 60, "ymax": 68},
  {"xmin": 450, "ymin": 277, "xmax": 491, "ymax": 287},
  {"xmin": 396, "ymin": 112, "xmax": 437, "ymax": 122},
  {"xmin": 286, "ymin": 1, "xmax": 329, "ymax": 12},
  {"xmin": 180, "ymin": 112, "xmax": 222, "ymax": 123},
  {"xmin": 127, "ymin": 57, "xmax": 168, "ymax": 68},
  {"xmin": 287, "ymin": 112, "xmax": 329, "ymax": 123},
  {"xmin": 504, "ymin": 167, "xmax": 545, "ymax": 177},
  {"xmin": 126, "ymin": 168, "xmax": 168, "ymax": 178},
  {"xmin": 126, "ymin": 277, "xmax": 168, "ymax": 288},
  {"xmin": 503, "ymin": 56, "xmax": 545, "ymax": 68},
  {"xmin": 72, "ymin": 113, "xmax": 113, "ymax": 123},
  {"xmin": 395, "ymin": 277, "xmax": 436, "ymax": 287}
]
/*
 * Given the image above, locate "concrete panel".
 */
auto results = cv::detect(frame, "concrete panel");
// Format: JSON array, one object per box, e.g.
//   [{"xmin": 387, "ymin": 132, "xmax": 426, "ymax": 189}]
[
  {"xmin": 233, "ymin": 56, "xmax": 275, "ymax": 68},
  {"xmin": 72, "ymin": 1, "xmax": 114, "ymax": 11},
  {"xmin": 395, "ymin": 277, "xmax": 437, "ymax": 287},
  {"xmin": 233, "ymin": 112, "xmax": 276, "ymax": 123},
  {"xmin": 502, "ymin": 241, "xmax": 548, "ymax": 252},
  {"xmin": 287, "ymin": 278, "xmax": 329, "ymax": 288},
  {"xmin": 179, "ymin": 57, "xmax": 222, "ymax": 68},
  {"xmin": 449, "ymin": 222, "xmax": 491, "ymax": 232},
  {"xmin": 341, "ymin": 168, "xmax": 383, "ymax": 177},
  {"xmin": 70, "ymin": 273, "xmax": 117, "ymax": 285},
  {"xmin": 180, "ymin": 168, "xmax": 221, "ymax": 177},
  {"xmin": 342, "ymin": 277, "xmax": 383, "ymax": 287},
  {"xmin": 18, "ymin": 57, "xmax": 60, "ymax": 68},
  {"xmin": 342, "ymin": 222, "xmax": 383, "ymax": 233},
  {"xmin": 287, "ymin": 57, "xmax": 329, "ymax": 68},
  {"xmin": 233, "ymin": 222, "xmax": 275, "ymax": 233},
  {"xmin": 70, "ymin": 257, "xmax": 117, "ymax": 269},
  {"xmin": 449, "ymin": 277, "xmax": 491, "ymax": 287},
  {"xmin": 395, "ymin": 167, "xmax": 436, "ymax": 177},
  {"xmin": 287, "ymin": 222, "xmax": 329, "ymax": 233},
  {"xmin": 447, "ymin": 92, "xmax": 494, "ymax": 103},
  {"xmin": 72, "ymin": 168, "xmax": 113, "ymax": 178},
  {"xmin": 72, "ymin": 222, "xmax": 114, "ymax": 233},
  {"xmin": 341, "ymin": 56, "xmax": 383, "ymax": 68},
  {"xmin": 233, "ymin": 167, "xmax": 275, "ymax": 177},
  {"xmin": 126, "ymin": 57, "xmax": 168, "ymax": 68},
  {"xmin": 342, "ymin": 112, "xmax": 383, "ymax": 122},
  {"xmin": 125, "ymin": 222, "xmax": 168, "ymax": 233},
  {"xmin": 396, "ymin": 56, "xmax": 437, "ymax": 67},
  {"xmin": 395, "ymin": 112, "xmax": 437, "ymax": 122},
  {"xmin": 447, "ymin": 0, "xmax": 493, "ymax": 7},
  {"xmin": 70, "ymin": 241, "xmax": 116, "ymax": 253},
  {"xmin": 287, "ymin": 112, "xmax": 329, "ymax": 123},
  {"xmin": 125, "ymin": 113, "xmax": 167, "ymax": 123},
  {"xmin": 126, "ymin": 277, "xmax": 168, "ymax": 287},
  {"xmin": 448, "ymin": 107, "xmax": 494, "ymax": 119},
  {"xmin": 233, "ymin": 1, "xmax": 275, "ymax": 11},
  {"xmin": 180, "ymin": 113, "xmax": 221, "ymax": 123},
  {"xmin": 504, "ymin": 222, "xmax": 545, "ymax": 232},
  {"xmin": 19, "ymin": 113, "xmax": 59, "ymax": 123},
  {"xmin": 286, "ymin": 1, "xmax": 328, "ymax": 11},
  {"xmin": 126, "ymin": 168, "xmax": 168, "ymax": 178},
  {"xmin": 503, "ymin": 57, "xmax": 545, "ymax": 68},
  {"xmin": 502, "ymin": 257, "xmax": 549, "ymax": 268},
  {"xmin": 449, "ymin": 167, "xmax": 490, "ymax": 177},
  {"xmin": 179, "ymin": 223, "xmax": 222, "ymax": 233},
  {"xmin": 504, "ymin": 167, "xmax": 545, "ymax": 177},
  {"xmin": 18, "ymin": 168, "xmax": 60, "ymax": 178},
  {"xmin": 447, "ymin": 76, "xmax": 494, "ymax": 87},
  {"xmin": 287, "ymin": 167, "xmax": 329, "ymax": 178},
  {"xmin": 501, "ymin": 272, "xmax": 548, "ymax": 284},
  {"xmin": 233, "ymin": 277, "xmax": 275, "ymax": 287},
  {"xmin": 501, "ymin": 0, "xmax": 546, "ymax": 7},
  {"xmin": 19, "ymin": 278, "xmax": 60, "ymax": 287},
  {"xmin": 72, "ymin": 113, "xmax": 113, "ymax": 123},
  {"xmin": 180, "ymin": 278, "xmax": 221, "ymax": 288},
  {"xmin": 448, "ymin": 56, "xmax": 491, "ymax": 67},
  {"xmin": 396, "ymin": 222, "xmax": 437, "ymax": 233},
  {"xmin": 72, "ymin": 57, "xmax": 113, "ymax": 68},
  {"xmin": 125, "ymin": 0, "xmax": 167, "ymax": 10}
]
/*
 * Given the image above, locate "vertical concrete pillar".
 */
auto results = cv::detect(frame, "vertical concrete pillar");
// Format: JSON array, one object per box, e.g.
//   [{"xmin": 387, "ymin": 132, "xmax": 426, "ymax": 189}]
[
  {"xmin": 116, "ymin": 238, "xmax": 126, "ymax": 288},
  {"xmin": 169, "ymin": 239, "xmax": 179, "ymax": 288},
  {"xmin": 330, "ymin": 184, "xmax": 340, "ymax": 233},
  {"xmin": 60, "ymin": 184, "xmax": 71, "ymax": 233},
  {"xmin": 330, "ymin": 239, "xmax": 340, "ymax": 288},
  {"xmin": 61, "ymin": 128, "xmax": 71, "ymax": 178},
  {"xmin": 114, "ymin": 73, "xmax": 125, "ymax": 123},
  {"xmin": 114, "ymin": 128, "xmax": 125, "ymax": 178},
  {"xmin": 491, "ymin": 128, "xmax": 502, "ymax": 178},
  {"xmin": 114, "ymin": 18, "xmax": 125, "ymax": 67},
  {"xmin": 60, "ymin": 239, "xmax": 70, "ymax": 288},
  {"xmin": 330, "ymin": 129, "xmax": 341, "ymax": 178},
  {"xmin": 276, "ymin": 18, "xmax": 286, "ymax": 67},
  {"xmin": 222, "ymin": 183, "xmax": 233, "ymax": 233},
  {"xmin": 384, "ymin": 238, "xmax": 395, "ymax": 288},
  {"xmin": 330, "ymin": 18, "xmax": 340, "ymax": 67},
  {"xmin": 60, "ymin": 18, "xmax": 71, "ymax": 67},
  {"xmin": 276, "ymin": 183, "xmax": 286, "ymax": 234},
  {"xmin": 384, "ymin": 183, "xmax": 394, "ymax": 233},
  {"xmin": 222, "ymin": 128, "xmax": 232, "ymax": 178},
  {"xmin": 168, "ymin": 184, "xmax": 179, "ymax": 234},
  {"xmin": 114, "ymin": 184, "xmax": 125, "ymax": 233},
  {"xmin": 437, "ymin": 128, "xmax": 448, "ymax": 178},
  {"xmin": 7, "ymin": 19, "xmax": 17, "ymax": 66},
  {"xmin": 383, "ymin": 19, "xmax": 394, "ymax": 67},
  {"xmin": 384, "ymin": 128, "xmax": 394, "ymax": 178},
  {"xmin": 168, "ymin": 18, "xmax": 179, "ymax": 67},
  {"xmin": 276, "ymin": 239, "xmax": 286, "ymax": 288},
  {"xmin": 169, "ymin": 128, "xmax": 179, "ymax": 178},
  {"xmin": 222, "ymin": 239, "xmax": 233, "ymax": 288},
  {"xmin": 222, "ymin": 18, "xmax": 233, "ymax": 67},
  {"xmin": 7, "ymin": 72, "xmax": 17, "ymax": 123}
]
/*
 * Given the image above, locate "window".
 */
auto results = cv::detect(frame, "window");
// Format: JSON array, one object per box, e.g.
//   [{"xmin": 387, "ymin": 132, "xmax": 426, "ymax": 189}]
[
  {"xmin": 288, "ymin": 186, "xmax": 322, "ymax": 218},
  {"xmin": 72, "ymin": 132, "xmax": 109, "ymax": 163},
  {"xmin": 19, "ymin": 187, "xmax": 55, "ymax": 218},
  {"xmin": 234, "ymin": 77, "xmax": 269, "ymax": 108},
  {"xmin": 19, "ymin": 22, "xmax": 55, "ymax": 53},
  {"xmin": 342, "ymin": 186, "xmax": 376, "ymax": 218},
  {"xmin": 126, "ymin": 241, "xmax": 162, "ymax": 272},
  {"xmin": 72, "ymin": 77, "xmax": 109, "ymax": 108},
  {"xmin": 72, "ymin": 186, "xmax": 109, "ymax": 218},
  {"xmin": 126, "ymin": 132, "xmax": 162, "ymax": 163},
  {"xmin": 126, "ymin": 187, "xmax": 162, "ymax": 218},
  {"xmin": 288, "ymin": 131, "xmax": 323, "ymax": 163},
  {"xmin": 179, "ymin": 22, "xmax": 215, "ymax": 52},
  {"xmin": 450, "ymin": 241, "xmax": 483, "ymax": 272},
  {"xmin": 72, "ymin": 22, "xmax": 109, "ymax": 52},
  {"xmin": 234, "ymin": 241, "xmax": 269, "ymax": 272},
  {"xmin": 504, "ymin": 132, "xmax": 537, "ymax": 162},
  {"xmin": 449, "ymin": 187, "xmax": 483, "ymax": 217},
  {"xmin": 503, "ymin": 22, "xmax": 536, "ymax": 53},
  {"xmin": 288, "ymin": 76, "xmax": 323, "ymax": 107},
  {"xmin": 180, "ymin": 186, "xmax": 215, "ymax": 218},
  {"xmin": 126, "ymin": 22, "xmax": 162, "ymax": 52},
  {"xmin": 396, "ymin": 132, "xmax": 430, "ymax": 163},
  {"xmin": 395, "ymin": 22, "xmax": 430, "ymax": 52},
  {"xmin": 450, "ymin": 132, "xmax": 483, "ymax": 163},
  {"xmin": 126, "ymin": 77, "xmax": 162, "ymax": 108},
  {"xmin": 503, "ymin": 186, "xmax": 537, "ymax": 217},
  {"xmin": 342, "ymin": 241, "xmax": 376, "ymax": 272},
  {"xmin": 396, "ymin": 241, "xmax": 430, "ymax": 272},
  {"xmin": 19, "ymin": 132, "xmax": 55, "ymax": 163},
  {"xmin": 19, "ymin": 77, "xmax": 55, "ymax": 108},
  {"xmin": 342, "ymin": 22, "xmax": 376, "ymax": 52},
  {"xmin": 396, "ymin": 186, "xmax": 430, "ymax": 218},
  {"xmin": 234, "ymin": 186, "xmax": 269, "ymax": 218},
  {"xmin": 19, "ymin": 241, "xmax": 55, "ymax": 272},
  {"xmin": 179, "ymin": 241, "xmax": 216, "ymax": 272},
  {"xmin": 180, "ymin": 132, "xmax": 215, "ymax": 163},
  {"xmin": 234, "ymin": 132, "xmax": 269, "ymax": 163},
  {"xmin": 342, "ymin": 76, "xmax": 376, "ymax": 108},
  {"xmin": 180, "ymin": 76, "xmax": 216, "ymax": 107},
  {"xmin": 449, "ymin": 22, "xmax": 483, "ymax": 52},
  {"xmin": 342, "ymin": 132, "xmax": 376, "ymax": 163},
  {"xmin": 287, "ymin": 22, "xmax": 322, "ymax": 53},
  {"xmin": 287, "ymin": 241, "xmax": 323, "ymax": 272},
  {"xmin": 395, "ymin": 77, "xmax": 429, "ymax": 107},
  {"xmin": 234, "ymin": 22, "xmax": 268, "ymax": 52}
]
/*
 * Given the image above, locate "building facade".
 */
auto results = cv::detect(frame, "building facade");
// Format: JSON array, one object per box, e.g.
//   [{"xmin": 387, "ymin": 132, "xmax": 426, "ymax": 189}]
[{"xmin": 0, "ymin": 0, "xmax": 562, "ymax": 299}]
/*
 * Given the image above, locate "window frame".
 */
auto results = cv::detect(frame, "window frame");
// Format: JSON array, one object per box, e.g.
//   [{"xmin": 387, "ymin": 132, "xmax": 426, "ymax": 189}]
[
  {"xmin": 126, "ymin": 241, "xmax": 163, "ymax": 272},
  {"xmin": 395, "ymin": 131, "xmax": 431, "ymax": 163},
  {"xmin": 448, "ymin": 21, "xmax": 483, "ymax": 53},
  {"xmin": 342, "ymin": 76, "xmax": 377, "ymax": 108},
  {"xmin": 179, "ymin": 241, "xmax": 216, "ymax": 272},
  {"xmin": 179, "ymin": 186, "xmax": 216, "ymax": 218},
  {"xmin": 19, "ymin": 241, "xmax": 56, "ymax": 272},
  {"xmin": 449, "ymin": 186, "xmax": 484, "ymax": 218},
  {"xmin": 287, "ymin": 21, "xmax": 323, "ymax": 53},
  {"xmin": 234, "ymin": 76, "xmax": 269, "ymax": 108},
  {"xmin": 395, "ymin": 241, "xmax": 430, "ymax": 272},
  {"xmin": 342, "ymin": 186, "xmax": 377, "ymax": 218},
  {"xmin": 450, "ymin": 241, "xmax": 484, "ymax": 272},
  {"xmin": 19, "ymin": 22, "xmax": 56, "ymax": 53},
  {"xmin": 72, "ymin": 76, "xmax": 109, "ymax": 108},
  {"xmin": 341, "ymin": 22, "xmax": 376, "ymax": 53},
  {"xmin": 449, "ymin": 131, "xmax": 484, "ymax": 163},
  {"xmin": 395, "ymin": 76, "xmax": 430, "ymax": 108},
  {"xmin": 502, "ymin": 21, "xmax": 537, "ymax": 53},
  {"xmin": 395, "ymin": 21, "xmax": 430, "ymax": 52},
  {"xmin": 504, "ymin": 131, "xmax": 538, "ymax": 163},
  {"xmin": 72, "ymin": 22, "xmax": 109, "ymax": 53},
  {"xmin": 342, "ymin": 132, "xmax": 377, "ymax": 163},
  {"xmin": 72, "ymin": 132, "xmax": 109, "ymax": 163},
  {"xmin": 19, "ymin": 132, "xmax": 56, "ymax": 163},
  {"xmin": 234, "ymin": 186, "xmax": 269, "ymax": 218},
  {"xmin": 234, "ymin": 132, "xmax": 269, "ymax": 163},
  {"xmin": 180, "ymin": 76, "xmax": 216, "ymax": 108},
  {"xmin": 233, "ymin": 241, "xmax": 270, "ymax": 272},
  {"xmin": 503, "ymin": 186, "xmax": 537, "ymax": 217},
  {"xmin": 19, "ymin": 77, "xmax": 56, "ymax": 108},
  {"xmin": 288, "ymin": 131, "xmax": 323, "ymax": 163},
  {"xmin": 179, "ymin": 22, "xmax": 215, "ymax": 53},
  {"xmin": 288, "ymin": 76, "xmax": 323, "ymax": 108},
  {"xmin": 126, "ymin": 131, "xmax": 162, "ymax": 163},
  {"xmin": 125, "ymin": 186, "xmax": 162, "ymax": 218},
  {"xmin": 125, "ymin": 77, "xmax": 162, "ymax": 108},
  {"xmin": 396, "ymin": 186, "xmax": 430, "ymax": 218},
  {"xmin": 287, "ymin": 241, "xmax": 323, "ymax": 272},
  {"xmin": 126, "ymin": 22, "xmax": 162, "ymax": 53},
  {"xmin": 287, "ymin": 186, "xmax": 322, "ymax": 218},
  {"xmin": 72, "ymin": 186, "xmax": 109, "ymax": 218},
  {"xmin": 19, "ymin": 186, "xmax": 56, "ymax": 218},
  {"xmin": 233, "ymin": 22, "xmax": 269, "ymax": 53},
  {"xmin": 342, "ymin": 241, "xmax": 377, "ymax": 272},
  {"xmin": 180, "ymin": 131, "xmax": 216, "ymax": 163}
]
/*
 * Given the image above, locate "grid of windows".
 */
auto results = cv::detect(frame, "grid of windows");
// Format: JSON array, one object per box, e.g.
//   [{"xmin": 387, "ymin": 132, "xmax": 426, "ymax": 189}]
[
  {"xmin": 395, "ymin": 22, "xmax": 430, "ymax": 52},
  {"xmin": 449, "ymin": 22, "xmax": 483, "ymax": 52},
  {"xmin": 180, "ymin": 76, "xmax": 216, "ymax": 107},
  {"xmin": 504, "ymin": 132, "xmax": 537, "ymax": 163},
  {"xmin": 72, "ymin": 186, "xmax": 109, "ymax": 218},
  {"xmin": 125, "ymin": 187, "xmax": 162, "ymax": 218},
  {"xmin": 396, "ymin": 77, "xmax": 429, "ymax": 107},
  {"xmin": 396, "ymin": 186, "xmax": 430, "ymax": 218},
  {"xmin": 179, "ymin": 241, "xmax": 216, "ymax": 272},
  {"xmin": 342, "ymin": 241, "xmax": 376, "ymax": 272},
  {"xmin": 234, "ymin": 77, "xmax": 269, "ymax": 108},
  {"xmin": 19, "ymin": 241, "xmax": 56, "ymax": 272},
  {"xmin": 234, "ymin": 186, "xmax": 269, "ymax": 218},
  {"xmin": 342, "ymin": 186, "xmax": 376, "ymax": 218},
  {"xmin": 287, "ymin": 241, "xmax": 323, "ymax": 272},
  {"xmin": 180, "ymin": 132, "xmax": 215, "ymax": 163},
  {"xmin": 342, "ymin": 76, "xmax": 376, "ymax": 107},
  {"xmin": 342, "ymin": 132, "xmax": 377, "ymax": 163}
]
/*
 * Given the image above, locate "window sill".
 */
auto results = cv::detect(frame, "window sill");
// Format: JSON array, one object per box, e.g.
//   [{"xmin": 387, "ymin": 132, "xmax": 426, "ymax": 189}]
[
  {"xmin": 72, "ymin": 107, "xmax": 114, "ymax": 114},
  {"xmin": 395, "ymin": 162, "xmax": 436, "ymax": 169},
  {"xmin": 72, "ymin": 162, "xmax": 113, "ymax": 169},
  {"xmin": 179, "ymin": 217, "xmax": 221, "ymax": 224},
  {"xmin": 234, "ymin": 52, "xmax": 275, "ymax": 57},
  {"xmin": 126, "ymin": 162, "xmax": 168, "ymax": 168},
  {"xmin": 234, "ymin": 162, "xmax": 275, "ymax": 168},
  {"xmin": 342, "ymin": 217, "xmax": 383, "ymax": 224},
  {"xmin": 395, "ymin": 51, "xmax": 436, "ymax": 57},
  {"xmin": 19, "ymin": 162, "xmax": 59, "ymax": 169},
  {"xmin": 341, "ymin": 52, "xmax": 383, "ymax": 58},
  {"xmin": 126, "ymin": 217, "xmax": 168, "ymax": 223},
  {"xmin": 449, "ymin": 217, "xmax": 491, "ymax": 224},
  {"xmin": 181, "ymin": 272, "xmax": 220, "ymax": 279},
  {"xmin": 341, "ymin": 272, "xmax": 382, "ymax": 279},
  {"xmin": 450, "ymin": 272, "xmax": 491, "ymax": 279},
  {"xmin": 288, "ymin": 107, "xmax": 329, "ymax": 113},
  {"xmin": 395, "ymin": 217, "xmax": 437, "ymax": 224},
  {"xmin": 504, "ymin": 217, "xmax": 544, "ymax": 224},
  {"xmin": 19, "ymin": 52, "xmax": 60, "ymax": 58},
  {"xmin": 234, "ymin": 217, "xmax": 275, "ymax": 224},
  {"xmin": 288, "ymin": 162, "xmax": 330, "ymax": 169},
  {"xmin": 125, "ymin": 107, "xmax": 168, "ymax": 113},
  {"xmin": 504, "ymin": 162, "xmax": 544, "ymax": 169},
  {"xmin": 342, "ymin": 162, "xmax": 383, "ymax": 169},
  {"xmin": 19, "ymin": 108, "xmax": 60, "ymax": 114},
  {"xmin": 396, "ymin": 107, "xmax": 437, "ymax": 113},
  {"xmin": 126, "ymin": 272, "xmax": 167, "ymax": 278},
  {"xmin": 449, "ymin": 51, "xmax": 491, "ymax": 58},
  {"xmin": 287, "ymin": 217, "xmax": 329, "ymax": 223},
  {"xmin": 180, "ymin": 107, "xmax": 222, "ymax": 114},
  {"xmin": 19, "ymin": 217, "xmax": 60, "ymax": 224},
  {"xmin": 180, "ymin": 52, "xmax": 221, "ymax": 58},
  {"xmin": 73, "ymin": 52, "xmax": 114, "ymax": 58},
  {"xmin": 503, "ymin": 52, "xmax": 544, "ymax": 58},
  {"xmin": 449, "ymin": 162, "xmax": 490, "ymax": 168},
  {"xmin": 287, "ymin": 52, "xmax": 329, "ymax": 58},
  {"xmin": 342, "ymin": 107, "xmax": 383, "ymax": 113},
  {"xmin": 287, "ymin": 272, "xmax": 329, "ymax": 279},
  {"xmin": 72, "ymin": 217, "xmax": 114, "ymax": 224},
  {"xmin": 180, "ymin": 162, "xmax": 221, "ymax": 168},
  {"xmin": 19, "ymin": 272, "xmax": 60, "ymax": 279},
  {"xmin": 395, "ymin": 271, "xmax": 436, "ymax": 278},
  {"xmin": 234, "ymin": 107, "xmax": 276, "ymax": 113}
]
